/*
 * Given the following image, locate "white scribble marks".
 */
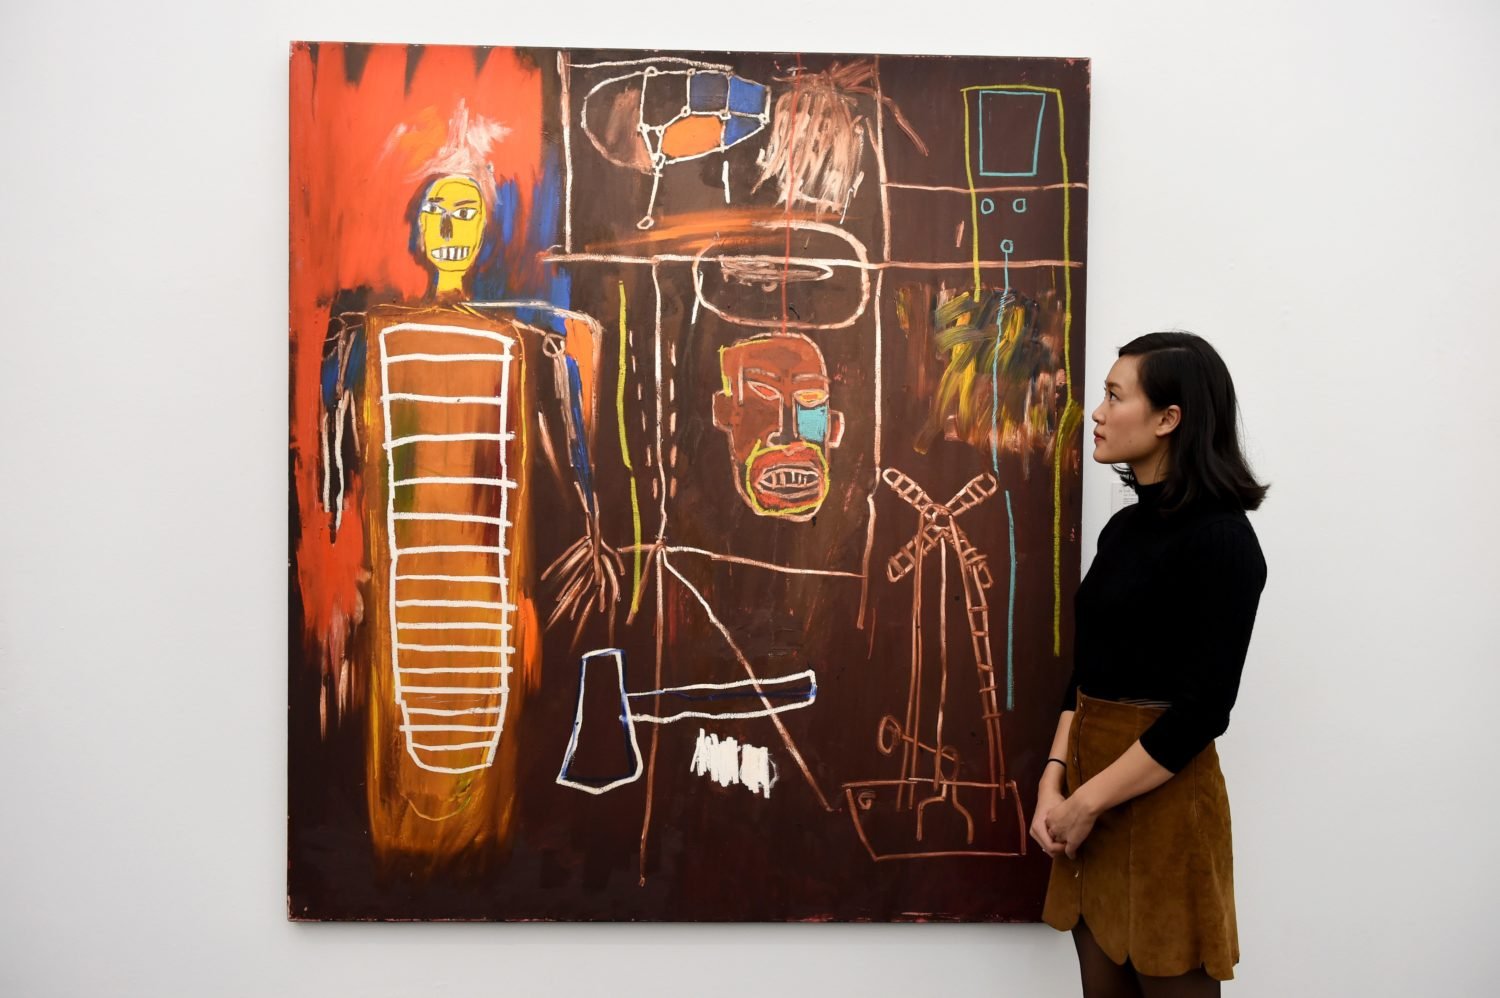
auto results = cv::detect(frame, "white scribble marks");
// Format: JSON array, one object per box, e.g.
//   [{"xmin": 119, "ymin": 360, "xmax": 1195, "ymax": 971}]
[{"xmin": 689, "ymin": 728, "xmax": 778, "ymax": 799}]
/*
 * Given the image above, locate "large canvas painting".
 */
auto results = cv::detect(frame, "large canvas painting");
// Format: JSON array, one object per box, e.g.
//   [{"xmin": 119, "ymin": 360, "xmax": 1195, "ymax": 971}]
[{"xmin": 288, "ymin": 42, "xmax": 1090, "ymax": 921}]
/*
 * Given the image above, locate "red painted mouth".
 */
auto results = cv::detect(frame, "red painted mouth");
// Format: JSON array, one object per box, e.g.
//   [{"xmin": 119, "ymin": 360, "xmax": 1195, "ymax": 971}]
[{"xmin": 747, "ymin": 444, "xmax": 826, "ymax": 511}]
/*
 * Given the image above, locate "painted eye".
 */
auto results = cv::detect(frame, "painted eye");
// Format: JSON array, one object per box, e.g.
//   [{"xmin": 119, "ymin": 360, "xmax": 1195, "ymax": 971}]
[
  {"xmin": 793, "ymin": 389, "xmax": 828, "ymax": 408},
  {"xmin": 420, "ymin": 201, "xmax": 445, "ymax": 215},
  {"xmin": 452, "ymin": 207, "xmax": 479, "ymax": 221},
  {"xmin": 747, "ymin": 382, "xmax": 780, "ymax": 402}
]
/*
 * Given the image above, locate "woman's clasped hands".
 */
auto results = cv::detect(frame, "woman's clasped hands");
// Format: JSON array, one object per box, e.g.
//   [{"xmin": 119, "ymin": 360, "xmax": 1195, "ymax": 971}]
[{"xmin": 1030, "ymin": 783, "xmax": 1099, "ymax": 860}]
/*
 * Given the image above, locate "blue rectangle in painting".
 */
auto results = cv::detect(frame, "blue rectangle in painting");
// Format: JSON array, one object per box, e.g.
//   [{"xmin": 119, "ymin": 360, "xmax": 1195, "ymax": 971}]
[
  {"xmin": 722, "ymin": 114, "xmax": 762, "ymax": 147},
  {"xmin": 977, "ymin": 90, "xmax": 1047, "ymax": 177},
  {"xmin": 727, "ymin": 75, "xmax": 766, "ymax": 115},
  {"xmin": 689, "ymin": 71, "xmax": 729, "ymax": 111}
]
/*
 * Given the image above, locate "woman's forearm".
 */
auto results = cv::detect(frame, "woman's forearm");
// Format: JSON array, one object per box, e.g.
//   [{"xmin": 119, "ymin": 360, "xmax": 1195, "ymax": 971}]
[
  {"xmin": 1071, "ymin": 740, "xmax": 1173, "ymax": 815},
  {"xmin": 1039, "ymin": 710, "xmax": 1074, "ymax": 792}
]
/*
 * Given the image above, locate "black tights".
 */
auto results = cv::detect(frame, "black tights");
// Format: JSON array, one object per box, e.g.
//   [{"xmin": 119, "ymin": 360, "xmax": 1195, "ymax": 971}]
[{"xmin": 1072, "ymin": 919, "xmax": 1221, "ymax": 998}]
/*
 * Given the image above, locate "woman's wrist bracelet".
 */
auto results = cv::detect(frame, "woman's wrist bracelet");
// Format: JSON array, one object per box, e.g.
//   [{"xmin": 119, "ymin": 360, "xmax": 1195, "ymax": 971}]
[{"xmin": 1044, "ymin": 757, "xmax": 1067, "ymax": 771}]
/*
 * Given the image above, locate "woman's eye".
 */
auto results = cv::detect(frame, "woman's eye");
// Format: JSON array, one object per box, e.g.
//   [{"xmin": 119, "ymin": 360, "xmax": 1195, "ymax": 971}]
[
  {"xmin": 452, "ymin": 207, "xmax": 479, "ymax": 221},
  {"xmin": 421, "ymin": 201, "xmax": 445, "ymax": 215}
]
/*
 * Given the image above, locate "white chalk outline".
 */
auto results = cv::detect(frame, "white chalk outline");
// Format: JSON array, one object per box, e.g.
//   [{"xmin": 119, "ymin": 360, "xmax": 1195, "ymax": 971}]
[
  {"xmin": 385, "ymin": 431, "xmax": 515, "ymax": 449},
  {"xmin": 556, "ymin": 649, "xmax": 645, "ymax": 796},
  {"xmin": 384, "ymin": 393, "xmax": 507, "ymax": 405},
  {"xmin": 576, "ymin": 65, "xmax": 769, "ymax": 227},
  {"xmin": 380, "ymin": 321, "xmax": 518, "ymax": 775},
  {"xmin": 628, "ymin": 669, "xmax": 818, "ymax": 724},
  {"xmin": 689, "ymin": 220, "xmax": 872, "ymax": 331},
  {"xmin": 559, "ymin": 50, "xmax": 574, "ymax": 253},
  {"xmin": 394, "ymin": 512, "xmax": 512, "ymax": 526},
  {"xmin": 385, "ymin": 352, "xmax": 512, "ymax": 364},
  {"xmin": 392, "ymin": 476, "xmax": 519, "ymax": 489},
  {"xmin": 396, "ymin": 545, "xmax": 512, "ymax": 558},
  {"xmin": 555, "ymin": 648, "xmax": 818, "ymax": 795}
]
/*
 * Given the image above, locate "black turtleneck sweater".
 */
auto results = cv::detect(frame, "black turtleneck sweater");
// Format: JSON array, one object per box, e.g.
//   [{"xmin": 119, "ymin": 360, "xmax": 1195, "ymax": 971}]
[{"xmin": 1062, "ymin": 481, "xmax": 1267, "ymax": 773}]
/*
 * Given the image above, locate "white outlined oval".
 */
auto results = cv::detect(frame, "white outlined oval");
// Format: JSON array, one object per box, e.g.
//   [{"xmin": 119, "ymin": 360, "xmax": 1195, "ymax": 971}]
[{"xmin": 690, "ymin": 220, "xmax": 871, "ymax": 331}]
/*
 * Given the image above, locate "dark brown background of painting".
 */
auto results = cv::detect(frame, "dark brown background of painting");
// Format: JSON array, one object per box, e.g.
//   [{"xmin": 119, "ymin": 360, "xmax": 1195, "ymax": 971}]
[{"xmin": 289, "ymin": 46, "xmax": 1089, "ymax": 921}]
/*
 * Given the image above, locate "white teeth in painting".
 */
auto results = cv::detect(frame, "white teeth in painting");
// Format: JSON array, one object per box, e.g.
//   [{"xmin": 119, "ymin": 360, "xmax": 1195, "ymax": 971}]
[{"xmin": 430, "ymin": 246, "xmax": 471, "ymax": 261}]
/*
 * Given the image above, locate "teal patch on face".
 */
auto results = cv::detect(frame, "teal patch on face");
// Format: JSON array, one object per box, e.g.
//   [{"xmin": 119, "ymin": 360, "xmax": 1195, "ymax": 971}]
[{"xmin": 796, "ymin": 404, "xmax": 829, "ymax": 445}]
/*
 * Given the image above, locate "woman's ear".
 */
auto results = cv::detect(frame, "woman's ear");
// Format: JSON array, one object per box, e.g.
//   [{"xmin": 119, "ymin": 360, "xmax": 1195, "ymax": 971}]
[{"xmin": 1155, "ymin": 404, "xmax": 1182, "ymax": 438}]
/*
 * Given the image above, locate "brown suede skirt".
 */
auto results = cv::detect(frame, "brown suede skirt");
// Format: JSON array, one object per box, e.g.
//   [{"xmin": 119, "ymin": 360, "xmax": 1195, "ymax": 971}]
[{"xmin": 1042, "ymin": 691, "xmax": 1239, "ymax": 981}]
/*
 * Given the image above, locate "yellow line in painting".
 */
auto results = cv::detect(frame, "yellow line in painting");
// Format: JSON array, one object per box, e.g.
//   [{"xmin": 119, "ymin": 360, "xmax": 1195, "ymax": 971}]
[
  {"xmin": 963, "ymin": 83, "xmax": 1075, "ymax": 655},
  {"xmin": 962, "ymin": 85, "xmax": 1074, "ymax": 395},
  {"xmin": 1053, "ymin": 410, "xmax": 1064, "ymax": 653},
  {"xmin": 617, "ymin": 282, "xmax": 644, "ymax": 615},
  {"xmin": 961, "ymin": 95, "xmax": 982, "ymax": 298},
  {"xmin": 1054, "ymin": 87, "xmax": 1074, "ymax": 657}
]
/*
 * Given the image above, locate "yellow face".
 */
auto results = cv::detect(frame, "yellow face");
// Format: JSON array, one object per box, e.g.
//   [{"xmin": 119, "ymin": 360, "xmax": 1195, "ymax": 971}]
[{"xmin": 418, "ymin": 175, "xmax": 486, "ymax": 277}]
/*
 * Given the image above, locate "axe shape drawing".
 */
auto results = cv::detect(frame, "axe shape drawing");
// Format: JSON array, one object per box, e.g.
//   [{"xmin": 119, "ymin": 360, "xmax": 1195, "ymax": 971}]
[{"xmin": 556, "ymin": 648, "xmax": 818, "ymax": 795}]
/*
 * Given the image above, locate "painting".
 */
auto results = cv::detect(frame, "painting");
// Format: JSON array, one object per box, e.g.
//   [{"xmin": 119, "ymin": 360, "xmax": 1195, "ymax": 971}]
[{"xmin": 288, "ymin": 42, "xmax": 1090, "ymax": 921}]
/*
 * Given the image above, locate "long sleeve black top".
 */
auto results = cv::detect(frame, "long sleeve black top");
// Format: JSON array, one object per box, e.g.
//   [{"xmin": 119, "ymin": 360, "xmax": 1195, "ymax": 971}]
[{"xmin": 1061, "ymin": 480, "xmax": 1267, "ymax": 773}]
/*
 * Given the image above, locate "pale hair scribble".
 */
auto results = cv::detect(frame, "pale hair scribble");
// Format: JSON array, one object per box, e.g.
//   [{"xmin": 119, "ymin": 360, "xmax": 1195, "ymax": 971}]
[
  {"xmin": 383, "ymin": 98, "xmax": 511, "ymax": 204},
  {"xmin": 754, "ymin": 59, "xmax": 929, "ymax": 216}
]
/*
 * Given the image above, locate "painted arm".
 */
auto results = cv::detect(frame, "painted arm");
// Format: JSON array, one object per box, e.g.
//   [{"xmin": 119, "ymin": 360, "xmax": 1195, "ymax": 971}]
[
  {"xmin": 319, "ymin": 311, "xmax": 366, "ymax": 536},
  {"xmin": 538, "ymin": 332, "xmax": 625, "ymax": 645}
]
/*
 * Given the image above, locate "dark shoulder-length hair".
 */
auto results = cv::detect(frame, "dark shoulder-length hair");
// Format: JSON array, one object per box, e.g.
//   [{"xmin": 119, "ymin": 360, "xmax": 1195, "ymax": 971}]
[{"xmin": 1116, "ymin": 331, "xmax": 1268, "ymax": 513}]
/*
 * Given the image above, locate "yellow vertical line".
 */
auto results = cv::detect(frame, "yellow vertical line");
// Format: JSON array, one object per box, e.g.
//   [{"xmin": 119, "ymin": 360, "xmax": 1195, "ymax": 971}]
[
  {"xmin": 1053, "ymin": 411, "xmax": 1063, "ymax": 653},
  {"xmin": 1052, "ymin": 88, "xmax": 1075, "ymax": 658},
  {"xmin": 618, "ymin": 281, "xmax": 644, "ymax": 614},
  {"xmin": 1055, "ymin": 90, "xmax": 1074, "ymax": 404},
  {"xmin": 961, "ymin": 84, "xmax": 1074, "ymax": 655},
  {"xmin": 961, "ymin": 93, "xmax": 982, "ymax": 299}
]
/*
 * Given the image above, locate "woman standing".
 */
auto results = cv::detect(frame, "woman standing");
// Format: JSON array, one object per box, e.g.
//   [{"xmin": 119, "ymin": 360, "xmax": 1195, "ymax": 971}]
[{"xmin": 1033, "ymin": 332, "xmax": 1268, "ymax": 996}]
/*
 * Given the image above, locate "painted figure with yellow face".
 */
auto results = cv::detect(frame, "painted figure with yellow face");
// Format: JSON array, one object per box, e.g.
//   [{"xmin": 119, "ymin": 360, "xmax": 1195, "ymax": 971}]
[
  {"xmin": 308, "ymin": 142, "xmax": 620, "ymax": 869},
  {"xmin": 319, "ymin": 174, "xmax": 491, "ymax": 534},
  {"xmin": 712, "ymin": 333, "xmax": 845, "ymax": 520},
  {"xmin": 353, "ymin": 170, "xmax": 539, "ymax": 864},
  {"xmin": 417, "ymin": 174, "xmax": 488, "ymax": 297}
]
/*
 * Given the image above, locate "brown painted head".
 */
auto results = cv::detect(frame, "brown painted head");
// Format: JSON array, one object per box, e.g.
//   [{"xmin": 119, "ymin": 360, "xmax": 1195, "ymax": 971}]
[{"xmin": 712, "ymin": 333, "xmax": 845, "ymax": 520}]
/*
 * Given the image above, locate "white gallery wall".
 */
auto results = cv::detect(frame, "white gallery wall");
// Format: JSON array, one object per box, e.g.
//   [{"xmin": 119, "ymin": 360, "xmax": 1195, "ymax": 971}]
[{"xmin": 2, "ymin": 0, "xmax": 1496, "ymax": 994}]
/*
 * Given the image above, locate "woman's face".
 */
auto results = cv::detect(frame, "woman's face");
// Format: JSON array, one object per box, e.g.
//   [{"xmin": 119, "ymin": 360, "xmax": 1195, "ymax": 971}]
[{"xmin": 1091, "ymin": 355, "xmax": 1177, "ymax": 473}]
